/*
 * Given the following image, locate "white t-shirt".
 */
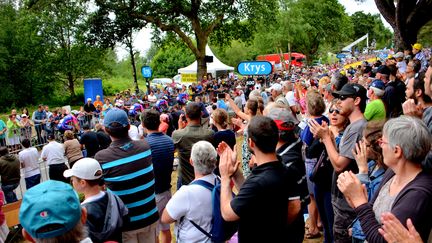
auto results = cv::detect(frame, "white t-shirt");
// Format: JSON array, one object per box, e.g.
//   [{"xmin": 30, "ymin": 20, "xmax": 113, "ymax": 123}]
[
  {"xmin": 41, "ymin": 141, "xmax": 67, "ymax": 165},
  {"xmin": 148, "ymin": 94, "xmax": 157, "ymax": 103},
  {"xmin": 18, "ymin": 147, "xmax": 40, "ymax": 178},
  {"xmin": 166, "ymin": 174, "xmax": 216, "ymax": 243},
  {"xmin": 285, "ymin": 91, "xmax": 297, "ymax": 107},
  {"xmin": 128, "ymin": 125, "xmax": 140, "ymax": 140}
]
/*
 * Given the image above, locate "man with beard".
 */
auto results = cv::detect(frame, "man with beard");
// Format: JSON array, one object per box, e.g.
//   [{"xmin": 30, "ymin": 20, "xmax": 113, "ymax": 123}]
[
  {"xmin": 404, "ymin": 73, "xmax": 432, "ymax": 133},
  {"xmin": 308, "ymin": 83, "xmax": 368, "ymax": 243}
]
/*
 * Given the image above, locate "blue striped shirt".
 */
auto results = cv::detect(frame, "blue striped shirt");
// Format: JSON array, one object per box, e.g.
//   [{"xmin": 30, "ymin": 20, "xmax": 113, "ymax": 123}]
[
  {"xmin": 145, "ymin": 132, "xmax": 175, "ymax": 194},
  {"xmin": 95, "ymin": 138, "xmax": 159, "ymax": 231}
]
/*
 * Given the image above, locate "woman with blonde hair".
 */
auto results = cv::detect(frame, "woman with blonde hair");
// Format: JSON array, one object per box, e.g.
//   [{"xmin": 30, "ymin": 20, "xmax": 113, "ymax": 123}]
[{"xmin": 63, "ymin": 130, "xmax": 83, "ymax": 167}]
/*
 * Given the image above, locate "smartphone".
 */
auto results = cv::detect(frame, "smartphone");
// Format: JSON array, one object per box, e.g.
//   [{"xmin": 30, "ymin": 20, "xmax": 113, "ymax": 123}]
[{"xmin": 217, "ymin": 93, "xmax": 225, "ymax": 99}]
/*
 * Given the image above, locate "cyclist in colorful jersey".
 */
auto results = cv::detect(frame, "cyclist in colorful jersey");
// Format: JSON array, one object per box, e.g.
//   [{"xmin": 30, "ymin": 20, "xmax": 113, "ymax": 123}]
[
  {"xmin": 176, "ymin": 93, "xmax": 189, "ymax": 106},
  {"xmin": 155, "ymin": 99, "xmax": 169, "ymax": 113},
  {"xmin": 128, "ymin": 102, "xmax": 144, "ymax": 117},
  {"xmin": 57, "ymin": 111, "xmax": 79, "ymax": 133}
]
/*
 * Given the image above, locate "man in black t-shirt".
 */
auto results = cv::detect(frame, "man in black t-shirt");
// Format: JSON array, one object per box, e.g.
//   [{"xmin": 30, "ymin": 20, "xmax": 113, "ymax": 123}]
[
  {"xmin": 95, "ymin": 124, "xmax": 112, "ymax": 150},
  {"xmin": 218, "ymin": 116, "xmax": 293, "ymax": 243},
  {"xmin": 267, "ymin": 107, "xmax": 309, "ymax": 243},
  {"xmin": 79, "ymin": 125, "xmax": 100, "ymax": 158}
]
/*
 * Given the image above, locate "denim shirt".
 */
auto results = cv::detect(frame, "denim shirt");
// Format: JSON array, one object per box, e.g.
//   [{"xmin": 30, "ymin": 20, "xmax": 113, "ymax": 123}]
[{"xmin": 351, "ymin": 160, "xmax": 386, "ymax": 240}]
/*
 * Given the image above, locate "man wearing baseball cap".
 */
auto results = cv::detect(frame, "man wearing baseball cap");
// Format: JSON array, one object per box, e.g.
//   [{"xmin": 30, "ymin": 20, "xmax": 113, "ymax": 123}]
[
  {"xmin": 267, "ymin": 107, "xmax": 308, "ymax": 243},
  {"xmin": 308, "ymin": 83, "xmax": 368, "ymax": 242},
  {"xmin": 19, "ymin": 180, "xmax": 91, "ymax": 242},
  {"xmin": 266, "ymin": 83, "xmax": 288, "ymax": 106},
  {"xmin": 64, "ymin": 158, "xmax": 128, "ymax": 243},
  {"xmin": 412, "ymin": 43, "xmax": 428, "ymax": 72},
  {"xmin": 394, "ymin": 52, "xmax": 407, "ymax": 74},
  {"xmin": 95, "ymin": 108, "xmax": 159, "ymax": 243},
  {"xmin": 365, "ymin": 80, "xmax": 386, "ymax": 121}
]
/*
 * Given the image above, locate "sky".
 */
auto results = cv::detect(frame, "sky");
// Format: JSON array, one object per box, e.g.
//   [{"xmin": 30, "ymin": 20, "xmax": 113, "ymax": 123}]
[{"xmin": 115, "ymin": 0, "xmax": 390, "ymax": 60}]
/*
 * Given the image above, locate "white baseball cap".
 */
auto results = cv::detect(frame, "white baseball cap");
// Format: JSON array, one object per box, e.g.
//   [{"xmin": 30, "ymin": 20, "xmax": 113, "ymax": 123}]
[
  {"xmin": 63, "ymin": 158, "xmax": 103, "ymax": 180},
  {"xmin": 266, "ymin": 83, "xmax": 283, "ymax": 92}
]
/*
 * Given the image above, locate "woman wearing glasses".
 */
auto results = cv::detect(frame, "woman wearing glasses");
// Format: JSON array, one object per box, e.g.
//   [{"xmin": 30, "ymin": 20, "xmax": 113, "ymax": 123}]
[
  {"xmin": 350, "ymin": 120, "xmax": 387, "ymax": 243},
  {"xmin": 337, "ymin": 116, "xmax": 432, "ymax": 243}
]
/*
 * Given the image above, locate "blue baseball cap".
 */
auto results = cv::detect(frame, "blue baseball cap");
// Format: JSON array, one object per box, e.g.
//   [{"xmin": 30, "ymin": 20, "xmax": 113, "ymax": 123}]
[
  {"xmin": 19, "ymin": 180, "xmax": 81, "ymax": 239},
  {"xmin": 104, "ymin": 108, "xmax": 129, "ymax": 129},
  {"xmin": 370, "ymin": 79, "xmax": 385, "ymax": 90}
]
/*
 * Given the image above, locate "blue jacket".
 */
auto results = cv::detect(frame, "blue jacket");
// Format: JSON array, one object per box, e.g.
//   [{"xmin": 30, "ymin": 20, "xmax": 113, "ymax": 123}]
[{"xmin": 351, "ymin": 160, "xmax": 386, "ymax": 240}]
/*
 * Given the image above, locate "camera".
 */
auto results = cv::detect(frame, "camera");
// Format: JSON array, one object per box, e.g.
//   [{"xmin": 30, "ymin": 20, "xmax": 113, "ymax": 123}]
[{"xmin": 217, "ymin": 93, "xmax": 225, "ymax": 99}]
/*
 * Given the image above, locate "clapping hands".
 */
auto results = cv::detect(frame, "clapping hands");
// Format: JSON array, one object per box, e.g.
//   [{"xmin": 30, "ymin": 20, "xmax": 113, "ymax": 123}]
[{"xmin": 217, "ymin": 142, "xmax": 240, "ymax": 179}]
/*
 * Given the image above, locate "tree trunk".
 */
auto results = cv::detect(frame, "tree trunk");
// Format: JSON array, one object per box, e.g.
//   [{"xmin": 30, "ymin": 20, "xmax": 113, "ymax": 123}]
[
  {"xmin": 196, "ymin": 38, "xmax": 207, "ymax": 82},
  {"xmin": 128, "ymin": 43, "xmax": 139, "ymax": 94},
  {"xmin": 127, "ymin": 31, "xmax": 139, "ymax": 94},
  {"xmin": 67, "ymin": 72, "xmax": 75, "ymax": 98},
  {"xmin": 394, "ymin": 26, "xmax": 419, "ymax": 51}
]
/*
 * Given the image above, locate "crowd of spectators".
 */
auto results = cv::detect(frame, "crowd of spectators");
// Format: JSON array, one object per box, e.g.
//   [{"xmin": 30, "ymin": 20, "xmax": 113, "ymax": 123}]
[{"xmin": 0, "ymin": 43, "xmax": 431, "ymax": 243}]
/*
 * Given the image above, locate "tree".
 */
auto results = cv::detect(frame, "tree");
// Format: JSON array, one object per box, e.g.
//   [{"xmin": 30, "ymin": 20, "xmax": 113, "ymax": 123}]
[
  {"xmin": 29, "ymin": 0, "xmax": 109, "ymax": 98},
  {"xmin": 349, "ymin": 11, "xmax": 392, "ymax": 49},
  {"xmin": 91, "ymin": 0, "xmax": 278, "ymax": 81},
  {"xmin": 0, "ymin": 2, "xmax": 57, "ymax": 110},
  {"xmin": 149, "ymin": 39, "xmax": 194, "ymax": 78},
  {"xmin": 373, "ymin": 0, "xmax": 432, "ymax": 50},
  {"xmin": 417, "ymin": 20, "xmax": 432, "ymax": 47},
  {"xmin": 253, "ymin": 0, "xmax": 353, "ymax": 61}
]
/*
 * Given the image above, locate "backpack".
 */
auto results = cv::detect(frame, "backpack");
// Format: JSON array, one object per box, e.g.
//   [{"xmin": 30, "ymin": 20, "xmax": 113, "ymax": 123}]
[{"xmin": 188, "ymin": 177, "xmax": 238, "ymax": 242}]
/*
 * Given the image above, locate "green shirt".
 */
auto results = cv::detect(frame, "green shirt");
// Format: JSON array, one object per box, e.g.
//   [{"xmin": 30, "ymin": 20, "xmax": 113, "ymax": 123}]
[
  {"xmin": 364, "ymin": 99, "xmax": 386, "ymax": 121},
  {"xmin": 7, "ymin": 119, "xmax": 21, "ymax": 138},
  {"xmin": 172, "ymin": 124, "xmax": 214, "ymax": 185}
]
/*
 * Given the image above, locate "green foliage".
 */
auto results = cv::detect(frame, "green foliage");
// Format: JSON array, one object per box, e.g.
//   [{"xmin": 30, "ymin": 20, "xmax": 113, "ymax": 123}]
[
  {"xmin": 349, "ymin": 11, "xmax": 392, "ymax": 49},
  {"xmin": 418, "ymin": 20, "xmax": 432, "ymax": 47},
  {"xmin": 212, "ymin": 41, "xmax": 257, "ymax": 67},
  {"xmin": 0, "ymin": 2, "xmax": 57, "ymax": 111},
  {"xmin": 91, "ymin": 0, "xmax": 278, "ymax": 80},
  {"xmin": 30, "ymin": 0, "xmax": 111, "ymax": 97},
  {"xmin": 251, "ymin": 0, "xmax": 353, "ymax": 61},
  {"xmin": 150, "ymin": 40, "xmax": 195, "ymax": 78}
]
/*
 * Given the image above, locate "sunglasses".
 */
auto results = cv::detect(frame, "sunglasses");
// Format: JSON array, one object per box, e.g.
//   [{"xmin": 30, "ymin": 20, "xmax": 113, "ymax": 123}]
[{"xmin": 329, "ymin": 108, "xmax": 340, "ymax": 114}]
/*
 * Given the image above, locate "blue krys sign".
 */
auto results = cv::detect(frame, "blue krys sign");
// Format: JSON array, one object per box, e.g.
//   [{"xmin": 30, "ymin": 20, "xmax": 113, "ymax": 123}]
[
  {"xmin": 237, "ymin": 61, "xmax": 272, "ymax": 75},
  {"xmin": 141, "ymin": 66, "xmax": 152, "ymax": 78},
  {"xmin": 336, "ymin": 53, "xmax": 347, "ymax": 59}
]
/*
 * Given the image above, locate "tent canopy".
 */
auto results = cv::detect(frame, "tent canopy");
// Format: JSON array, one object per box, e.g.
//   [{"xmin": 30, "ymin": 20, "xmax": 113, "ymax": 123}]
[{"xmin": 178, "ymin": 45, "xmax": 234, "ymax": 75}]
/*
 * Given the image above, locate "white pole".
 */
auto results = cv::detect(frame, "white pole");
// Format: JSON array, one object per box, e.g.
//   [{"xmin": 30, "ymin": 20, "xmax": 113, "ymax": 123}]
[{"xmin": 367, "ymin": 33, "xmax": 369, "ymax": 50}]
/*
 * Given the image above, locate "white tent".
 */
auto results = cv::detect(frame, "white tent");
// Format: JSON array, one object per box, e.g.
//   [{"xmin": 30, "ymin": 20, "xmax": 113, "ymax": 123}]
[{"xmin": 177, "ymin": 45, "xmax": 234, "ymax": 76}]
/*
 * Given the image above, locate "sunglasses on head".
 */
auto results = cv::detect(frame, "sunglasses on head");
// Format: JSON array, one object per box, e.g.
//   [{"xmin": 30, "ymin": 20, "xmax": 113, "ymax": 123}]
[{"xmin": 329, "ymin": 108, "xmax": 340, "ymax": 114}]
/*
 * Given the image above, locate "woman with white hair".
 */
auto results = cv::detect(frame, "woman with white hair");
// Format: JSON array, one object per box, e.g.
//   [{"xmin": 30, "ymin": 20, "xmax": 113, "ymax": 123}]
[
  {"xmin": 161, "ymin": 141, "xmax": 217, "ymax": 243},
  {"xmin": 337, "ymin": 116, "xmax": 432, "ymax": 242}
]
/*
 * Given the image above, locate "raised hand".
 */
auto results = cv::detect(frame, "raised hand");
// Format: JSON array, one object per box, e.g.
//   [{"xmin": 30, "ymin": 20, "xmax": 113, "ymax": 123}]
[
  {"xmin": 378, "ymin": 212, "xmax": 423, "ymax": 243},
  {"xmin": 308, "ymin": 119, "xmax": 330, "ymax": 139},
  {"xmin": 353, "ymin": 140, "xmax": 368, "ymax": 174},
  {"xmin": 218, "ymin": 142, "xmax": 240, "ymax": 179},
  {"xmin": 337, "ymin": 171, "xmax": 368, "ymax": 209}
]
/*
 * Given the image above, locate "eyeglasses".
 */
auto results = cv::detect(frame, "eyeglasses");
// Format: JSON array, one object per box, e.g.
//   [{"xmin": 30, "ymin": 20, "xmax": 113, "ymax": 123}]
[
  {"xmin": 329, "ymin": 108, "xmax": 340, "ymax": 114},
  {"xmin": 378, "ymin": 138, "xmax": 389, "ymax": 147}
]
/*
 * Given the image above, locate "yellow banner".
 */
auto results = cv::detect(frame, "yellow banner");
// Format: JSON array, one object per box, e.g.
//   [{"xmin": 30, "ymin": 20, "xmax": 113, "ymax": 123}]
[
  {"xmin": 181, "ymin": 73, "xmax": 197, "ymax": 82},
  {"xmin": 344, "ymin": 57, "xmax": 377, "ymax": 70}
]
